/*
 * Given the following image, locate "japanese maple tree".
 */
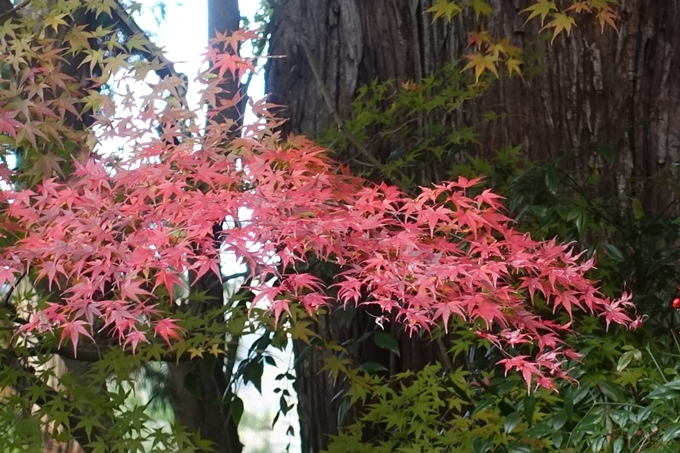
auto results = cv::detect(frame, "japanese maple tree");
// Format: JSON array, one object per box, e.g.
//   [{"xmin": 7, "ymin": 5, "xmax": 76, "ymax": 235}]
[{"xmin": 0, "ymin": 26, "xmax": 635, "ymax": 394}]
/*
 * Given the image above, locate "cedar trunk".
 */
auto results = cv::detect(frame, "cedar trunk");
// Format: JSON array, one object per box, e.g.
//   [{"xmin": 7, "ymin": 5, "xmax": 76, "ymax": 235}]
[{"xmin": 265, "ymin": 1, "xmax": 680, "ymax": 452}]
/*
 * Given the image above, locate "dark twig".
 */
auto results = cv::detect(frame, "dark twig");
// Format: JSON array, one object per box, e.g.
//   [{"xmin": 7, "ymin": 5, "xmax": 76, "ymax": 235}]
[{"xmin": 0, "ymin": 0, "xmax": 31, "ymax": 22}]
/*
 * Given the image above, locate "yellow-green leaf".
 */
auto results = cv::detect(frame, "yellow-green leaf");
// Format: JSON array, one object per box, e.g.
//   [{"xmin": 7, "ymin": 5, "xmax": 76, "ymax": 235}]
[
  {"xmin": 488, "ymin": 38, "xmax": 521, "ymax": 58},
  {"xmin": 289, "ymin": 320, "xmax": 318, "ymax": 344},
  {"xmin": 208, "ymin": 342, "xmax": 224, "ymax": 356},
  {"xmin": 467, "ymin": 28, "xmax": 492, "ymax": 49},
  {"xmin": 424, "ymin": 0, "xmax": 463, "ymax": 22},
  {"xmin": 462, "ymin": 52, "xmax": 499, "ymax": 83},
  {"xmin": 188, "ymin": 347, "xmax": 204, "ymax": 359},
  {"xmin": 521, "ymin": 0, "xmax": 557, "ymax": 26},
  {"xmin": 125, "ymin": 33, "xmax": 151, "ymax": 53},
  {"xmin": 541, "ymin": 12, "xmax": 577, "ymax": 44},
  {"xmin": 468, "ymin": 0, "xmax": 493, "ymax": 19},
  {"xmin": 43, "ymin": 13, "xmax": 68, "ymax": 32},
  {"xmin": 506, "ymin": 58, "xmax": 522, "ymax": 78},
  {"xmin": 632, "ymin": 197, "xmax": 644, "ymax": 220}
]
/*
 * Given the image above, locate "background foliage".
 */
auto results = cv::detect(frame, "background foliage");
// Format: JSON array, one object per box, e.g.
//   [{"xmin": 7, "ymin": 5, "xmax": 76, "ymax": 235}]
[{"xmin": 0, "ymin": 1, "xmax": 679, "ymax": 453}]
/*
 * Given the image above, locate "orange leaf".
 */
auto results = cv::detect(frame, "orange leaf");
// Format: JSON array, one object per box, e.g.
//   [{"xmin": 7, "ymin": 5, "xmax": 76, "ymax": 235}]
[
  {"xmin": 596, "ymin": 6, "xmax": 619, "ymax": 33},
  {"xmin": 565, "ymin": 2, "xmax": 591, "ymax": 14}
]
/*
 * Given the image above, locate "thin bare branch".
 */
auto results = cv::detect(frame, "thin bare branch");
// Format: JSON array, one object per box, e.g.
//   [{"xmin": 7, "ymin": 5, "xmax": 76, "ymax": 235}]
[{"xmin": 0, "ymin": 0, "xmax": 30, "ymax": 22}]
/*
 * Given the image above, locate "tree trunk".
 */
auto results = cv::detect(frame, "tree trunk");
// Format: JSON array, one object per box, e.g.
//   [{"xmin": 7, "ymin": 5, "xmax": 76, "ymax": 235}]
[
  {"xmin": 266, "ymin": 0, "xmax": 680, "ymax": 209},
  {"xmin": 265, "ymin": 1, "xmax": 680, "ymax": 452},
  {"xmin": 164, "ymin": 2, "xmax": 244, "ymax": 452}
]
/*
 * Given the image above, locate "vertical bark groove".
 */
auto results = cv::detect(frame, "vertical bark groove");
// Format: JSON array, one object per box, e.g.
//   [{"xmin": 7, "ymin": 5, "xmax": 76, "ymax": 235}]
[{"xmin": 268, "ymin": 1, "xmax": 680, "ymax": 211}]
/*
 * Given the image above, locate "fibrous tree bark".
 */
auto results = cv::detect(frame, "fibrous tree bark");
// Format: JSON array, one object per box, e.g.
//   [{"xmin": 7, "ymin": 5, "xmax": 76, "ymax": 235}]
[
  {"xmin": 265, "ymin": 1, "xmax": 680, "ymax": 452},
  {"xmin": 266, "ymin": 0, "xmax": 680, "ymax": 208}
]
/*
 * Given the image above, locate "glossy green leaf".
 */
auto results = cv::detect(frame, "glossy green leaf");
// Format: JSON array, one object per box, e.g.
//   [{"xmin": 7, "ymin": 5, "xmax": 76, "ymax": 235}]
[
  {"xmin": 525, "ymin": 421, "xmax": 552, "ymax": 438},
  {"xmin": 597, "ymin": 142, "xmax": 615, "ymax": 163},
  {"xmin": 524, "ymin": 395, "xmax": 536, "ymax": 426},
  {"xmin": 632, "ymin": 197, "xmax": 644, "ymax": 219},
  {"xmin": 662, "ymin": 424, "xmax": 680, "ymax": 443},
  {"xmin": 602, "ymin": 243, "xmax": 624, "ymax": 262},
  {"xmin": 597, "ymin": 381, "xmax": 626, "ymax": 402},
  {"xmin": 374, "ymin": 332, "xmax": 400, "ymax": 357},
  {"xmin": 504, "ymin": 412, "xmax": 521, "ymax": 434},
  {"xmin": 359, "ymin": 362, "xmax": 388, "ymax": 373},
  {"xmin": 507, "ymin": 444, "xmax": 532, "ymax": 453},
  {"xmin": 616, "ymin": 350, "xmax": 636, "ymax": 372},
  {"xmin": 545, "ymin": 166, "xmax": 560, "ymax": 194},
  {"xmin": 552, "ymin": 432, "xmax": 564, "ymax": 448},
  {"xmin": 648, "ymin": 379, "xmax": 680, "ymax": 400},
  {"xmin": 552, "ymin": 411, "xmax": 567, "ymax": 430},
  {"xmin": 563, "ymin": 386, "xmax": 574, "ymax": 419},
  {"xmin": 230, "ymin": 396, "xmax": 244, "ymax": 425}
]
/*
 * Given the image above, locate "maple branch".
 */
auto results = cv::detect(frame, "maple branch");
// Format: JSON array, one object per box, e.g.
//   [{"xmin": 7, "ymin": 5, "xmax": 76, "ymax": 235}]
[
  {"xmin": 0, "ymin": 0, "xmax": 30, "ymax": 22},
  {"xmin": 47, "ymin": 343, "xmax": 214, "ymax": 363},
  {"xmin": 265, "ymin": 0, "xmax": 409, "ymax": 190},
  {"xmin": 108, "ymin": 0, "xmax": 190, "ymax": 113},
  {"xmin": 223, "ymin": 270, "xmax": 250, "ymax": 282},
  {"xmin": 1, "ymin": 273, "xmax": 23, "ymax": 310},
  {"xmin": 0, "ymin": 0, "xmax": 187, "ymax": 106},
  {"xmin": 436, "ymin": 337, "xmax": 454, "ymax": 372},
  {"xmin": 433, "ymin": 337, "xmax": 473, "ymax": 404}
]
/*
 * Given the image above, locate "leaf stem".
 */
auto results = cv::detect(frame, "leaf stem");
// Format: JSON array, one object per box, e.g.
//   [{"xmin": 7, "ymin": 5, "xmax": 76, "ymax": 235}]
[{"xmin": 646, "ymin": 344, "xmax": 668, "ymax": 383}]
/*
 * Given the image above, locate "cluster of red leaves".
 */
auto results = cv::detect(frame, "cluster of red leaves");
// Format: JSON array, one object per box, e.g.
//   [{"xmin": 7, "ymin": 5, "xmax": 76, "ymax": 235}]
[{"xmin": 0, "ymin": 31, "xmax": 634, "ymax": 390}]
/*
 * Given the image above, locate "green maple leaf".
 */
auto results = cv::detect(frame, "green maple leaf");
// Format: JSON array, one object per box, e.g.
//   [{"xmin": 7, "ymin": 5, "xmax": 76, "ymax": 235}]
[
  {"xmin": 43, "ymin": 13, "xmax": 68, "ymax": 32},
  {"xmin": 468, "ymin": 0, "xmax": 493, "ymax": 19},
  {"xmin": 521, "ymin": 0, "xmax": 558, "ymax": 26},
  {"xmin": 506, "ymin": 58, "xmax": 523, "ymax": 78},
  {"xmin": 614, "ymin": 368, "xmax": 645, "ymax": 389},
  {"xmin": 125, "ymin": 33, "xmax": 151, "ymax": 54},
  {"xmin": 541, "ymin": 12, "xmax": 577, "ymax": 43},
  {"xmin": 424, "ymin": 0, "xmax": 463, "ymax": 22},
  {"xmin": 92, "ymin": 0, "xmax": 117, "ymax": 19},
  {"xmin": 26, "ymin": 153, "xmax": 64, "ymax": 178}
]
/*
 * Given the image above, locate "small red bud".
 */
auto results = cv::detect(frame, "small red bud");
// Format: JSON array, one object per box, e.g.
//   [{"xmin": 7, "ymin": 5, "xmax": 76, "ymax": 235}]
[{"xmin": 673, "ymin": 298, "xmax": 680, "ymax": 309}]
